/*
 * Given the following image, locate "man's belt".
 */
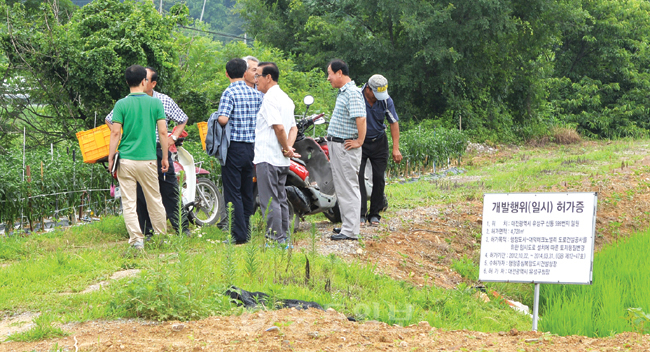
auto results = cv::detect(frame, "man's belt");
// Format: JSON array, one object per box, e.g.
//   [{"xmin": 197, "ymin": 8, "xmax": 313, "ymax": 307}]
[
  {"xmin": 326, "ymin": 136, "xmax": 346, "ymax": 143},
  {"xmin": 365, "ymin": 133, "xmax": 386, "ymax": 143}
]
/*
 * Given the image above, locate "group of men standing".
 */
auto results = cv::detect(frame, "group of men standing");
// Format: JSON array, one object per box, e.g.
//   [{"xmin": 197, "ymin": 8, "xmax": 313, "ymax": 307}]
[
  {"xmin": 325, "ymin": 60, "xmax": 402, "ymax": 241},
  {"xmin": 210, "ymin": 57, "xmax": 298, "ymax": 245},
  {"xmin": 106, "ymin": 57, "xmax": 402, "ymax": 252}
]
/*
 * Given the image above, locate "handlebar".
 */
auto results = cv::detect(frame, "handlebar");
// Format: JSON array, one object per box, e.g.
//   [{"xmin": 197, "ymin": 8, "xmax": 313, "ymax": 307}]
[{"xmin": 297, "ymin": 113, "xmax": 326, "ymax": 134}]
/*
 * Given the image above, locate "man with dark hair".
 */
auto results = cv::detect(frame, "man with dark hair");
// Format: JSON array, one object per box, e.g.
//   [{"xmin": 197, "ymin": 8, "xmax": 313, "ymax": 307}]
[
  {"xmin": 359, "ymin": 74, "xmax": 402, "ymax": 226},
  {"xmin": 253, "ymin": 61, "xmax": 298, "ymax": 244},
  {"xmin": 108, "ymin": 64, "xmax": 169, "ymax": 252},
  {"xmin": 211, "ymin": 58, "xmax": 263, "ymax": 244},
  {"xmin": 258, "ymin": 62, "xmax": 280, "ymax": 82},
  {"xmin": 328, "ymin": 59, "xmax": 349, "ymax": 76},
  {"xmin": 106, "ymin": 66, "xmax": 190, "ymax": 237},
  {"xmin": 325, "ymin": 59, "xmax": 367, "ymax": 241}
]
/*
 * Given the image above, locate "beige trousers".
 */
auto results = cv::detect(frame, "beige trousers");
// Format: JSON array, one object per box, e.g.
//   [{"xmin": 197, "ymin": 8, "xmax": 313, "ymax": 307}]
[
  {"xmin": 329, "ymin": 142, "xmax": 362, "ymax": 237},
  {"xmin": 117, "ymin": 159, "xmax": 167, "ymax": 244}
]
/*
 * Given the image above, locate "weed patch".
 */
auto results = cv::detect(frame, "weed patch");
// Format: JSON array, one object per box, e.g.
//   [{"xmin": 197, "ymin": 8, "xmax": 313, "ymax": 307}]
[
  {"xmin": 551, "ymin": 126, "xmax": 582, "ymax": 145},
  {"xmin": 5, "ymin": 313, "xmax": 68, "ymax": 342}
]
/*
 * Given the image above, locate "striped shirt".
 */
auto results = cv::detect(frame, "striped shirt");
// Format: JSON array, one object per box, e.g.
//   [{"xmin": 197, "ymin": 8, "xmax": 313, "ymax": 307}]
[
  {"xmin": 327, "ymin": 81, "xmax": 366, "ymax": 140},
  {"xmin": 105, "ymin": 91, "xmax": 188, "ymax": 142},
  {"xmin": 216, "ymin": 81, "xmax": 263, "ymax": 143}
]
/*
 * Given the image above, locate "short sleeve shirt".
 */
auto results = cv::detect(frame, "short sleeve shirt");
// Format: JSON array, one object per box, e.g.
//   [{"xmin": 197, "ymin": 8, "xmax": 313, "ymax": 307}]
[
  {"xmin": 105, "ymin": 91, "xmax": 189, "ymax": 142},
  {"xmin": 216, "ymin": 81, "xmax": 263, "ymax": 143},
  {"xmin": 253, "ymin": 85, "xmax": 296, "ymax": 167},
  {"xmin": 327, "ymin": 81, "xmax": 366, "ymax": 140},
  {"xmin": 112, "ymin": 93, "xmax": 166, "ymax": 160}
]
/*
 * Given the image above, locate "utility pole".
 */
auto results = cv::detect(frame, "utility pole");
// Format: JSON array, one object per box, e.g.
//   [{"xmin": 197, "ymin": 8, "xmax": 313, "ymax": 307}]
[
  {"xmin": 200, "ymin": 0, "xmax": 207, "ymax": 22},
  {"xmin": 159, "ymin": 0, "xmax": 163, "ymax": 14}
]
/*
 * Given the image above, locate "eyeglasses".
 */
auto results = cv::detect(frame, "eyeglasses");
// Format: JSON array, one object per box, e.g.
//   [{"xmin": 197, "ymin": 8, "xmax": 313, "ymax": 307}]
[{"xmin": 254, "ymin": 74, "xmax": 266, "ymax": 79}]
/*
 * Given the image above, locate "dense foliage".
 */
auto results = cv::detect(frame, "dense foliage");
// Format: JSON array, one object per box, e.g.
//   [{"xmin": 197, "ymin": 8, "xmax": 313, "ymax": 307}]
[
  {"xmin": 0, "ymin": 0, "xmax": 338, "ymax": 146},
  {"xmin": 238, "ymin": 0, "xmax": 650, "ymax": 141},
  {"xmin": 0, "ymin": 0, "xmax": 186, "ymax": 144},
  {"xmin": 0, "ymin": 142, "xmax": 116, "ymax": 231},
  {"xmin": 388, "ymin": 124, "xmax": 468, "ymax": 177}
]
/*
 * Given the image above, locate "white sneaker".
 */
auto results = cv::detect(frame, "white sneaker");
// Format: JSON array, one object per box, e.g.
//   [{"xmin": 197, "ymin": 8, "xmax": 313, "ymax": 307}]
[{"xmin": 133, "ymin": 240, "xmax": 144, "ymax": 250}]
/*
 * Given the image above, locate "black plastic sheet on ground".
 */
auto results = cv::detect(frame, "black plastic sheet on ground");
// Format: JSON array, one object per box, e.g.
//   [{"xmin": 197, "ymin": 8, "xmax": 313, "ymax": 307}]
[{"xmin": 225, "ymin": 286, "xmax": 324, "ymax": 310}]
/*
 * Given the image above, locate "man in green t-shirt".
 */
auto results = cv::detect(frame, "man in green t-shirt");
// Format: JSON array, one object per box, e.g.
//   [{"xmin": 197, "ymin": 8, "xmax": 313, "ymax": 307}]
[{"xmin": 108, "ymin": 65, "xmax": 169, "ymax": 252}]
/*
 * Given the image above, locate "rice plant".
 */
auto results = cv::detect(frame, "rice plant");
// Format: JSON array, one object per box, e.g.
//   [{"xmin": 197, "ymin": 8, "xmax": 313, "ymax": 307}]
[{"xmin": 539, "ymin": 228, "xmax": 650, "ymax": 336}]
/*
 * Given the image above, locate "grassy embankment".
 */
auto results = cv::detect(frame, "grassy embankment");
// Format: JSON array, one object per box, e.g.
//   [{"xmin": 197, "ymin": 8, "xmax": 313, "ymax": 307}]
[
  {"xmin": 3, "ymin": 139, "xmax": 650, "ymax": 341},
  {"xmin": 0, "ymin": 217, "xmax": 529, "ymax": 343}
]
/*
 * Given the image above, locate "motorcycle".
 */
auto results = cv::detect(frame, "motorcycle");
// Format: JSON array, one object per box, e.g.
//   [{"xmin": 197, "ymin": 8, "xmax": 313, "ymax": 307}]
[
  {"xmin": 172, "ymin": 133, "xmax": 226, "ymax": 226},
  {"xmin": 254, "ymin": 95, "xmax": 337, "ymax": 228},
  {"xmin": 254, "ymin": 95, "xmax": 388, "ymax": 227}
]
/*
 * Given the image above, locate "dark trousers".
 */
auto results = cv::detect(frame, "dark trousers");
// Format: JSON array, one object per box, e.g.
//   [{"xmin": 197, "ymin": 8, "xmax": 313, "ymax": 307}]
[
  {"xmin": 256, "ymin": 162, "xmax": 290, "ymax": 241},
  {"xmin": 136, "ymin": 147, "xmax": 189, "ymax": 235},
  {"xmin": 359, "ymin": 133, "xmax": 388, "ymax": 220},
  {"xmin": 222, "ymin": 141, "xmax": 255, "ymax": 243}
]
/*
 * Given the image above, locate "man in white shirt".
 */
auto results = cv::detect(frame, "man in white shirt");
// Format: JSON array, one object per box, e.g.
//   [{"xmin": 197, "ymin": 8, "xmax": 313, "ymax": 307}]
[{"xmin": 253, "ymin": 62, "xmax": 298, "ymax": 244}]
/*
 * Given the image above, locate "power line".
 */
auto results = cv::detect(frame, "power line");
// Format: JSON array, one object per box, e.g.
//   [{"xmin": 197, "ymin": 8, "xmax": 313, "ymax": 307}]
[{"xmin": 177, "ymin": 25, "xmax": 247, "ymax": 41}]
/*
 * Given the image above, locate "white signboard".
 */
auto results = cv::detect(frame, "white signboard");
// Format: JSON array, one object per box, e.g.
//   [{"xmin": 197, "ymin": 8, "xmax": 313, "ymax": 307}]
[{"xmin": 479, "ymin": 193, "xmax": 597, "ymax": 284}]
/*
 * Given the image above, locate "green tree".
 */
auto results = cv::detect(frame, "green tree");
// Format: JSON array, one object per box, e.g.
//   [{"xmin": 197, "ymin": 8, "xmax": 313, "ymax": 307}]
[
  {"xmin": 238, "ymin": 0, "xmax": 565, "ymax": 141},
  {"xmin": 172, "ymin": 34, "xmax": 336, "ymax": 124},
  {"xmin": 239, "ymin": 0, "xmax": 650, "ymax": 141},
  {"xmin": 6, "ymin": 0, "xmax": 77, "ymax": 22},
  {"xmin": 0, "ymin": 0, "xmax": 186, "ymax": 144},
  {"xmin": 547, "ymin": 0, "xmax": 650, "ymax": 138}
]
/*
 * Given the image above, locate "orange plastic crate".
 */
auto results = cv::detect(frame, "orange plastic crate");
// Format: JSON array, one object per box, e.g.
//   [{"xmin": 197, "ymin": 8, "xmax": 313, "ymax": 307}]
[
  {"xmin": 76, "ymin": 124, "xmax": 111, "ymax": 163},
  {"xmin": 197, "ymin": 121, "xmax": 208, "ymax": 150}
]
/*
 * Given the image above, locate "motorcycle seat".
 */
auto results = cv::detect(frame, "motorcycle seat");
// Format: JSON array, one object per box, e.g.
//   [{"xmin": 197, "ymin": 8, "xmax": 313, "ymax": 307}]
[{"xmin": 291, "ymin": 157, "xmax": 306, "ymax": 167}]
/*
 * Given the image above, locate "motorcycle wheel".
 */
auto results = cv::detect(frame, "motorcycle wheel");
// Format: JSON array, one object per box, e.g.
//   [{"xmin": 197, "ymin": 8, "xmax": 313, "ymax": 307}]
[
  {"xmin": 323, "ymin": 201, "xmax": 342, "ymax": 223},
  {"xmin": 189, "ymin": 178, "xmax": 226, "ymax": 226}
]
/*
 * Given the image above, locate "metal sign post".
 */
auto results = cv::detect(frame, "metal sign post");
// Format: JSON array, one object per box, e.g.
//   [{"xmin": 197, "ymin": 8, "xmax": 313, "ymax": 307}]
[{"xmin": 532, "ymin": 283, "xmax": 540, "ymax": 331}]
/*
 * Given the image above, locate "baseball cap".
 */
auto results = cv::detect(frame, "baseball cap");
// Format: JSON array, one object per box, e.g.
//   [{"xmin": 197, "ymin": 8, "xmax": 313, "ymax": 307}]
[{"xmin": 367, "ymin": 74, "xmax": 389, "ymax": 100}]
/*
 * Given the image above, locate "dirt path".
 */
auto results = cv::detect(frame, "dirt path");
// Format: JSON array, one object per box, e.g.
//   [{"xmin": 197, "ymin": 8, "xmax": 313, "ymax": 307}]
[{"xmin": 3, "ymin": 308, "xmax": 649, "ymax": 351}]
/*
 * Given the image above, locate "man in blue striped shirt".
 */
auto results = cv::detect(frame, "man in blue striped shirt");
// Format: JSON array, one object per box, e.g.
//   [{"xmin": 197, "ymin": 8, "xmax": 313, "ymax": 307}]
[
  {"xmin": 326, "ymin": 59, "xmax": 367, "ymax": 241},
  {"xmin": 214, "ymin": 58, "xmax": 263, "ymax": 244}
]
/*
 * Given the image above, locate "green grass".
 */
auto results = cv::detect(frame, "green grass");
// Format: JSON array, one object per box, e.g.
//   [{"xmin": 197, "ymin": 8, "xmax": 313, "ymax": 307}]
[
  {"xmin": 4, "ymin": 139, "xmax": 650, "ymax": 342},
  {"xmin": 386, "ymin": 139, "xmax": 650, "ymax": 210},
  {"xmin": 539, "ymin": 228, "xmax": 650, "ymax": 337},
  {"xmin": 0, "ymin": 212, "xmax": 531, "ymax": 342},
  {"xmin": 5, "ymin": 313, "xmax": 68, "ymax": 342}
]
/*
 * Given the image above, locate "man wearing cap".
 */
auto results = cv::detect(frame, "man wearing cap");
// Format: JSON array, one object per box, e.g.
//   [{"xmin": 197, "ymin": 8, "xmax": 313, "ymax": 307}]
[
  {"xmin": 325, "ymin": 59, "xmax": 367, "ymax": 241},
  {"xmin": 359, "ymin": 74, "xmax": 402, "ymax": 226}
]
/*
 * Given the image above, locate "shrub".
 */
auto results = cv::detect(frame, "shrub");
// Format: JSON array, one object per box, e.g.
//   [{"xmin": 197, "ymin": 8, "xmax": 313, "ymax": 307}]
[{"xmin": 551, "ymin": 126, "xmax": 581, "ymax": 145}]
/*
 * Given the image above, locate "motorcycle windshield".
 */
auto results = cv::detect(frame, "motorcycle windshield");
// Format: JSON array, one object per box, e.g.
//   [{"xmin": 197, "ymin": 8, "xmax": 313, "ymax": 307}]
[{"xmin": 293, "ymin": 138, "xmax": 335, "ymax": 196}]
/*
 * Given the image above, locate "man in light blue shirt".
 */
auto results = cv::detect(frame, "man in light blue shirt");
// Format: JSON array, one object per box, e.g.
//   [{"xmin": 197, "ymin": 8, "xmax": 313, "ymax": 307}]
[{"xmin": 326, "ymin": 59, "xmax": 367, "ymax": 240}]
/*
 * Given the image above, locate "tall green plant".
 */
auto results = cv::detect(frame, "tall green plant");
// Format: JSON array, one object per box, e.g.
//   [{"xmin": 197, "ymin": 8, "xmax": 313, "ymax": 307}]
[{"xmin": 540, "ymin": 228, "xmax": 650, "ymax": 336}]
